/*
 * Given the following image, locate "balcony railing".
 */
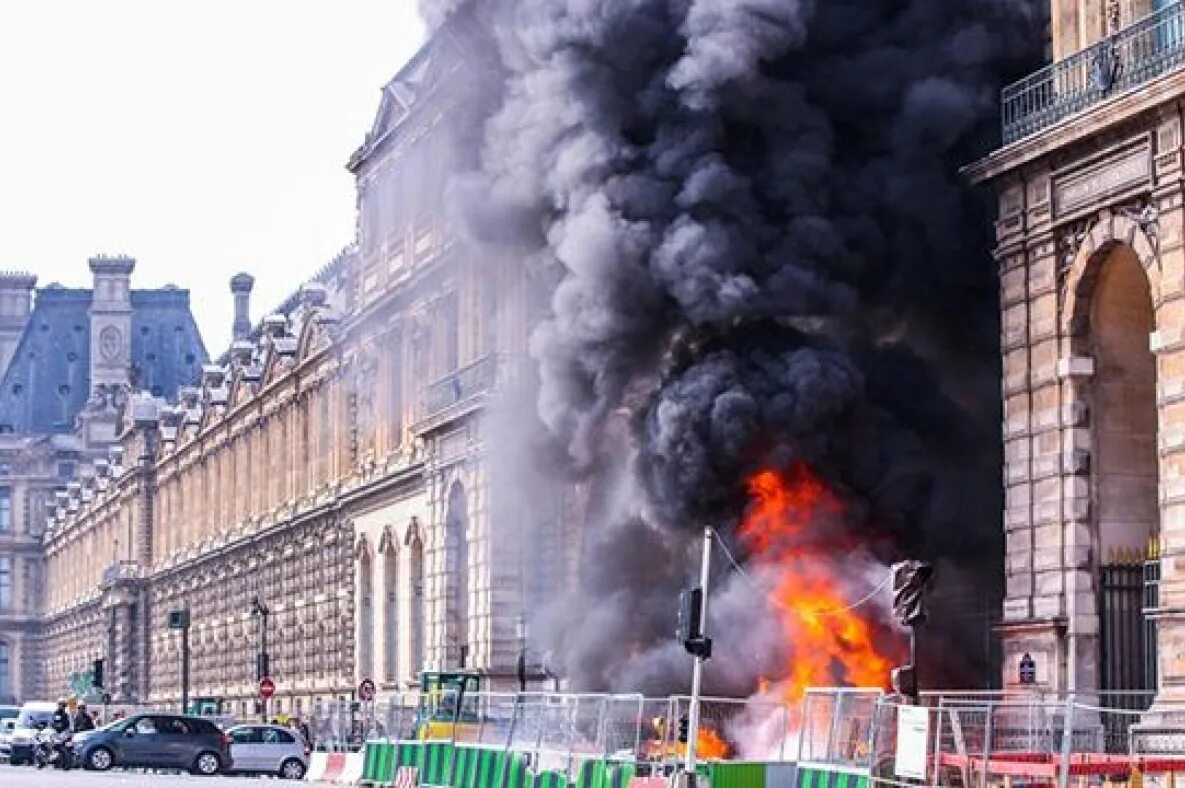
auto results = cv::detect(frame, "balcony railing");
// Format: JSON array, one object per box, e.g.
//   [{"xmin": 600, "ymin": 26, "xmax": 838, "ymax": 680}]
[
  {"xmin": 1002, "ymin": 2, "xmax": 1185, "ymax": 144},
  {"xmin": 422, "ymin": 354, "xmax": 499, "ymax": 419}
]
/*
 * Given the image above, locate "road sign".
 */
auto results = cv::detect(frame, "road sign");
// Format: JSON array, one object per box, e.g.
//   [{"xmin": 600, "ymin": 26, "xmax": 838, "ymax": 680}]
[
  {"xmin": 894, "ymin": 704, "xmax": 930, "ymax": 780},
  {"xmin": 358, "ymin": 678, "xmax": 376, "ymax": 702},
  {"xmin": 259, "ymin": 676, "xmax": 275, "ymax": 700}
]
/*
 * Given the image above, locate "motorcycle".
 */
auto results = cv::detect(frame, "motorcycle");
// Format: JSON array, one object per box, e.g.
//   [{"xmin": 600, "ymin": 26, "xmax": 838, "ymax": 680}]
[{"xmin": 32, "ymin": 726, "xmax": 73, "ymax": 770}]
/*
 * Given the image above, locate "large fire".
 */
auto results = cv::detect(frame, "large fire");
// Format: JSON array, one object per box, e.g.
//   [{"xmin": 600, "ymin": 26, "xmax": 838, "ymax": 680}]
[{"xmin": 738, "ymin": 464, "xmax": 902, "ymax": 702}]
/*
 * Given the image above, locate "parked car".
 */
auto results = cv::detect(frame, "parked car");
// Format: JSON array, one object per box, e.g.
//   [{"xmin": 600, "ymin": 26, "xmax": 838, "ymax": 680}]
[
  {"xmin": 226, "ymin": 724, "xmax": 307, "ymax": 779},
  {"xmin": 0, "ymin": 717, "xmax": 16, "ymax": 761},
  {"xmin": 75, "ymin": 713, "xmax": 231, "ymax": 775},
  {"xmin": 8, "ymin": 702, "xmax": 56, "ymax": 766}
]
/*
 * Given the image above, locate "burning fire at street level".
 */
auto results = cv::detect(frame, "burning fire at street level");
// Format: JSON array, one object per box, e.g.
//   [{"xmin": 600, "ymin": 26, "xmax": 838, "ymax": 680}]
[{"xmin": 738, "ymin": 465, "xmax": 903, "ymax": 703}]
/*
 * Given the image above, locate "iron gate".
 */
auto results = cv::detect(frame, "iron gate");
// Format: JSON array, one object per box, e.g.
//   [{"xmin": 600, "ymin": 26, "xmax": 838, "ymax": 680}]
[{"xmin": 1099, "ymin": 558, "xmax": 1158, "ymax": 698}]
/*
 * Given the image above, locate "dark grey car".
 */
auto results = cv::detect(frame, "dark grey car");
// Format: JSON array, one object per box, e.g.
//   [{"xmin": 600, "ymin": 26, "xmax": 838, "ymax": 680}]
[{"xmin": 74, "ymin": 713, "xmax": 232, "ymax": 776}]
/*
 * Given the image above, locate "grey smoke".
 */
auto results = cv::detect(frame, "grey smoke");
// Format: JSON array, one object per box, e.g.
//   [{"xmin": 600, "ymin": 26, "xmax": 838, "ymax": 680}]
[{"xmin": 420, "ymin": 0, "xmax": 1043, "ymax": 692}]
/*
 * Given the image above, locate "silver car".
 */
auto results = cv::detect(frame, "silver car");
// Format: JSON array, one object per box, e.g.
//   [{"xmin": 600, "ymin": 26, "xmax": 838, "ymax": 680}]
[{"xmin": 226, "ymin": 724, "xmax": 308, "ymax": 779}]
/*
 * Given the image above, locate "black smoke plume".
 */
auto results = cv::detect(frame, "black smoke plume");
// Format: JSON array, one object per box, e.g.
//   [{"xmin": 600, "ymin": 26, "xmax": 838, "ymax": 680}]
[{"xmin": 421, "ymin": 0, "xmax": 1044, "ymax": 693}]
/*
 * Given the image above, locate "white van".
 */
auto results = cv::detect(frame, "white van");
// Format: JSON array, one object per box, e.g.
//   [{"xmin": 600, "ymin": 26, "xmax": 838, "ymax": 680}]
[{"xmin": 8, "ymin": 701, "xmax": 56, "ymax": 765}]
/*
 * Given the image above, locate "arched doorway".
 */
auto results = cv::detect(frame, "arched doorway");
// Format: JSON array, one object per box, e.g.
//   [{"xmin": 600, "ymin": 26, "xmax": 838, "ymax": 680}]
[
  {"xmin": 444, "ymin": 482, "xmax": 470, "ymax": 668},
  {"xmin": 1091, "ymin": 243, "xmax": 1158, "ymax": 694}
]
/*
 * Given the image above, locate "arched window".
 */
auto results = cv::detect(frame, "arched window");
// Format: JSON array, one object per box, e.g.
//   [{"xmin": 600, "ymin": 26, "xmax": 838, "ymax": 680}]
[{"xmin": 444, "ymin": 482, "xmax": 469, "ymax": 667}]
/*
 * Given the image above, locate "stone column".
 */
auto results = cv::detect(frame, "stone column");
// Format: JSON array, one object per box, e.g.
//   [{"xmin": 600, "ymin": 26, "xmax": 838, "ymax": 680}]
[{"xmin": 1153, "ymin": 181, "xmax": 1185, "ymax": 705}]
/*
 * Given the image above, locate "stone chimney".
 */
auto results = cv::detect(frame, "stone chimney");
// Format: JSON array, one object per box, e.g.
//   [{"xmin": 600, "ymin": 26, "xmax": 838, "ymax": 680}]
[
  {"xmin": 88, "ymin": 255, "xmax": 135, "ymax": 391},
  {"xmin": 0, "ymin": 272, "xmax": 36, "ymax": 378},
  {"xmin": 230, "ymin": 273, "xmax": 255, "ymax": 342}
]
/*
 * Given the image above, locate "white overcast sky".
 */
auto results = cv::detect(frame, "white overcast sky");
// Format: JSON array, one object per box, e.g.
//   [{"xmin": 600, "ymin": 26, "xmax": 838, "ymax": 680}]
[{"xmin": 0, "ymin": 1, "xmax": 425, "ymax": 354}]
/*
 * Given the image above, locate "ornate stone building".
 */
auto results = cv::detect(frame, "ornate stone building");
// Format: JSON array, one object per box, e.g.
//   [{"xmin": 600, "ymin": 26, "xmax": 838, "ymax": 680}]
[
  {"xmin": 0, "ymin": 259, "xmax": 206, "ymax": 703},
  {"xmin": 970, "ymin": 0, "xmax": 1185, "ymax": 703},
  {"xmin": 39, "ymin": 20, "xmax": 578, "ymax": 713}
]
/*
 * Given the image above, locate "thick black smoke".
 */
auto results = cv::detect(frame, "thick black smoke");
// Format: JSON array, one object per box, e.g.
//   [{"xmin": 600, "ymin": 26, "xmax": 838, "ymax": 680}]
[{"xmin": 421, "ymin": 0, "xmax": 1043, "ymax": 692}]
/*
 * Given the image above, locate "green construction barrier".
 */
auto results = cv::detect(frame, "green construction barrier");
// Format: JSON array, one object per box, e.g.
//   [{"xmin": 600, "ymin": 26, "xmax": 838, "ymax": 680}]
[
  {"xmin": 794, "ymin": 764, "xmax": 869, "ymax": 788},
  {"xmin": 422, "ymin": 741, "xmax": 455, "ymax": 786},
  {"xmin": 362, "ymin": 740, "xmax": 398, "ymax": 786},
  {"xmin": 707, "ymin": 762, "xmax": 767, "ymax": 788}
]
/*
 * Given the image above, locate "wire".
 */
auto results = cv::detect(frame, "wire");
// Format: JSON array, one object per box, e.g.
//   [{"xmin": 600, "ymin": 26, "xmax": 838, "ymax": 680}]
[{"xmin": 712, "ymin": 530, "xmax": 891, "ymax": 617}]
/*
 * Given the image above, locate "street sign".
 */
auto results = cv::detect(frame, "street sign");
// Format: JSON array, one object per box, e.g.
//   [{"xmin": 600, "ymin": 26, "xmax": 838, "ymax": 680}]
[
  {"xmin": 894, "ymin": 704, "xmax": 930, "ymax": 780},
  {"xmin": 358, "ymin": 678, "xmax": 376, "ymax": 702},
  {"xmin": 1018, "ymin": 652, "xmax": 1037, "ymax": 685},
  {"xmin": 259, "ymin": 676, "xmax": 275, "ymax": 700}
]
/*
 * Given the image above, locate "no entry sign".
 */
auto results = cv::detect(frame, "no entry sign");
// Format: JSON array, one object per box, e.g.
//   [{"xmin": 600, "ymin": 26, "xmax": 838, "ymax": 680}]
[
  {"xmin": 358, "ymin": 678, "xmax": 376, "ymax": 702},
  {"xmin": 259, "ymin": 676, "xmax": 276, "ymax": 700}
]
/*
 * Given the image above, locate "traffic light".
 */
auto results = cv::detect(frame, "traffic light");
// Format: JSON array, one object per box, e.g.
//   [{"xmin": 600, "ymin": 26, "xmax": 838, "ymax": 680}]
[
  {"xmin": 678, "ymin": 715, "xmax": 689, "ymax": 744},
  {"xmin": 891, "ymin": 560, "xmax": 934, "ymax": 626},
  {"xmin": 92, "ymin": 658, "xmax": 105, "ymax": 689},
  {"xmin": 677, "ymin": 588, "xmax": 704, "ymax": 644},
  {"xmin": 677, "ymin": 588, "xmax": 713, "ymax": 659},
  {"xmin": 256, "ymin": 652, "xmax": 270, "ymax": 681}
]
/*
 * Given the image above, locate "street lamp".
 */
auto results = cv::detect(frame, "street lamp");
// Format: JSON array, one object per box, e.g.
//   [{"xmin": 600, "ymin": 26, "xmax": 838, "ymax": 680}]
[
  {"xmin": 515, "ymin": 615, "xmax": 527, "ymax": 693},
  {"xmin": 251, "ymin": 597, "xmax": 271, "ymax": 720}
]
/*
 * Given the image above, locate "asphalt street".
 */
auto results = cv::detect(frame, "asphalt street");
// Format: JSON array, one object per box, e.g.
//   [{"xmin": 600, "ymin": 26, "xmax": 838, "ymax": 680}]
[{"xmin": 0, "ymin": 763, "xmax": 302, "ymax": 785}]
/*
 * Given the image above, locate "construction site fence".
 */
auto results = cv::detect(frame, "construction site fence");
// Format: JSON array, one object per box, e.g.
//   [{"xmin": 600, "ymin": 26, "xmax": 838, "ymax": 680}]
[
  {"xmin": 305, "ymin": 691, "xmax": 799, "ymax": 764},
  {"xmin": 800, "ymin": 687, "xmax": 1185, "ymax": 788}
]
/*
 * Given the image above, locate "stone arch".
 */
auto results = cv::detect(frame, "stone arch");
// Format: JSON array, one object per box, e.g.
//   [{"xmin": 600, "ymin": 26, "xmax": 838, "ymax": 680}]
[
  {"xmin": 1060, "ymin": 208, "xmax": 1161, "ymax": 694},
  {"xmin": 1062, "ymin": 210, "xmax": 1161, "ymax": 347},
  {"xmin": 444, "ymin": 480, "xmax": 470, "ymax": 668}
]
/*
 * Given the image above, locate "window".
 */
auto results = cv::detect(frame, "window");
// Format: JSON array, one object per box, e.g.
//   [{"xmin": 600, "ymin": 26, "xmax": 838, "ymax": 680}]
[
  {"xmin": 134, "ymin": 717, "xmax": 158, "ymax": 735},
  {"xmin": 0, "ymin": 488, "xmax": 11, "ymax": 533},
  {"xmin": 262, "ymin": 728, "xmax": 294, "ymax": 744},
  {"xmin": 0, "ymin": 558, "xmax": 10, "ymax": 611},
  {"xmin": 57, "ymin": 462, "xmax": 75, "ymax": 481},
  {"xmin": 0, "ymin": 642, "xmax": 8, "ymax": 702},
  {"xmin": 231, "ymin": 727, "xmax": 262, "ymax": 744}
]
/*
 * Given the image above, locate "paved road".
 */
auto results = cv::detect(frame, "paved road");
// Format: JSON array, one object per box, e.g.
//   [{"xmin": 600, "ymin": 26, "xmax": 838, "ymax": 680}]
[{"xmin": 0, "ymin": 763, "xmax": 300, "ymax": 785}]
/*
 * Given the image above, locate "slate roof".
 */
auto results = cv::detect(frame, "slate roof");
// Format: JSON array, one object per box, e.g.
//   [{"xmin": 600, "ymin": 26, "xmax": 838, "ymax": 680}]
[{"xmin": 0, "ymin": 285, "xmax": 208, "ymax": 434}]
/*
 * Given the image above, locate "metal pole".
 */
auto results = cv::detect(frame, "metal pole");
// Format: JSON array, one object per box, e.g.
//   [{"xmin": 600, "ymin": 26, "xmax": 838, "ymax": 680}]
[
  {"xmin": 683, "ymin": 527, "xmax": 713, "ymax": 778},
  {"xmin": 181, "ymin": 624, "xmax": 190, "ymax": 715},
  {"xmin": 261, "ymin": 607, "xmax": 269, "ymax": 722}
]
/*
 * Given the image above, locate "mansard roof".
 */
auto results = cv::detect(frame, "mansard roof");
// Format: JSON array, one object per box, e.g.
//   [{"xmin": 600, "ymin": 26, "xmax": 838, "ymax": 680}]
[{"xmin": 0, "ymin": 285, "xmax": 208, "ymax": 434}]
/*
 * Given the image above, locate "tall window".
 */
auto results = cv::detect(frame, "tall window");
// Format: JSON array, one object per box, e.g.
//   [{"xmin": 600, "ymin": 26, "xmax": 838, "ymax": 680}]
[
  {"xmin": 0, "ymin": 557, "xmax": 11, "ymax": 611},
  {"xmin": 0, "ymin": 488, "xmax": 11, "ymax": 532},
  {"xmin": 0, "ymin": 641, "xmax": 9, "ymax": 702},
  {"xmin": 444, "ymin": 482, "xmax": 469, "ymax": 667}
]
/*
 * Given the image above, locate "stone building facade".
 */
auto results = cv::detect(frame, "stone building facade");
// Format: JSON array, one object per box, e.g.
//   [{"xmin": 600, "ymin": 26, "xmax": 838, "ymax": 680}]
[
  {"xmin": 970, "ymin": 0, "xmax": 1185, "ymax": 704},
  {"xmin": 0, "ymin": 259, "xmax": 206, "ymax": 703},
  {"xmin": 39, "ymin": 21, "xmax": 578, "ymax": 713}
]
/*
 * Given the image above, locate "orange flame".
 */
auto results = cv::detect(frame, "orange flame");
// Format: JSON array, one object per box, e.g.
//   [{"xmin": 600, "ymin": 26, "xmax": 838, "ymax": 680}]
[
  {"xmin": 695, "ymin": 727, "xmax": 730, "ymax": 760},
  {"xmin": 738, "ymin": 465, "xmax": 902, "ymax": 703}
]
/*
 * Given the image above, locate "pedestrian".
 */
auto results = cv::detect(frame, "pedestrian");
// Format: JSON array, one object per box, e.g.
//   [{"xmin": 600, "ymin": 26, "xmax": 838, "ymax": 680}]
[
  {"xmin": 50, "ymin": 700, "xmax": 71, "ymax": 734},
  {"xmin": 292, "ymin": 715, "xmax": 312, "ymax": 755},
  {"xmin": 73, "ymin": 703, "xmax": 95, "ymax": 733}
]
